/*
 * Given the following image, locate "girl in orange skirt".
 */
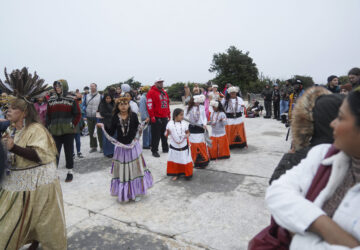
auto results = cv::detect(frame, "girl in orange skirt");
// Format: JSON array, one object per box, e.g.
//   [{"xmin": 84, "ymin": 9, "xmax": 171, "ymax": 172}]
[
  {"xmin": 185, "ymin": 94, "xmax": 210, "ymax": 168},
  {"xmin": 222, "ymin": 86, "xmax": 247, "ymax": 148},
  {"xmin": 166, "ymin": 108, "xmax": 193, "ymax": 180},
  {"xmin": 208, "ymin": 100, "xmax": 230, "ymax": 160}
]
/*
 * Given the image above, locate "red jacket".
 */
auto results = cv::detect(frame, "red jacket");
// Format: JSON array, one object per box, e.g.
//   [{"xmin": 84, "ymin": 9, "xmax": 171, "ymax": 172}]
[{"xmin": 146, "ymin": 85, "xmax": 170, "ymax": 121}]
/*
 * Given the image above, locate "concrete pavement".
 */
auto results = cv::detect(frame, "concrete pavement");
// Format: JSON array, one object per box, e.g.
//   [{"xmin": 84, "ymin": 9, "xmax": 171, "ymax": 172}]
[{"xmin": 56, "ymin": 104, "xmax": 290, "ymax": 250}]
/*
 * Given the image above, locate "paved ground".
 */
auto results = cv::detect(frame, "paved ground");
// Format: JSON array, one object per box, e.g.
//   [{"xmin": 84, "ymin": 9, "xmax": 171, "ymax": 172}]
[{"xmin": 55, "ymin": 104, "xmax": 290, "ymax": 250}]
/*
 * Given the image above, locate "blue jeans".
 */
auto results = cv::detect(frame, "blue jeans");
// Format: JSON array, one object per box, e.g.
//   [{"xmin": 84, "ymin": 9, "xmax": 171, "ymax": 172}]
[
  {"xmin": 280, "ymin": 100, "xmax": 289, "ymax": 115},
  {"xmin": 73, "ymin": 133, "xmax": 81, "ymax": 154},
  {"xmin": 142, "ymin": 124, "xmax": 151, "ymax": 148}
]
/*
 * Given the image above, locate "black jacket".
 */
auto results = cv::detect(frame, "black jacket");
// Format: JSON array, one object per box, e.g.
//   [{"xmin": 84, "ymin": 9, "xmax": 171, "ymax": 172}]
[
  {"xmin": 272, "ymin": 89, "xmax": 281, "ymax": 102},
  {"xmin": 269, "ymin": 147, "xmax": 310, "ymax": 184},
  {"xmin": 106, "ymin": 112, "xmax": 139, "ymax": 144},
  {"xmin": 99, "ymin": 102, "xmax": 114, "ymax": 130},
  {"xmin": 261, "ymin": 88, "xmax": 273, "ymax": 101}
]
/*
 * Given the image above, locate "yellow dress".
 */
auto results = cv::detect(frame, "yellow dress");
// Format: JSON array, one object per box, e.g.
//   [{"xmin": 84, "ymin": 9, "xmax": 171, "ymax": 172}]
[{"xmin": 0, "ymin": 123, "xmax": 67, "ymax": 250}]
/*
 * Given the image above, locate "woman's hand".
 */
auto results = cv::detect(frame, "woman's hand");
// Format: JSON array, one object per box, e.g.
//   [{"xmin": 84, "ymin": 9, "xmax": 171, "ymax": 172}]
[
  {"xmin": 96, "ymin": 123, "xmax": 104, "ymax": 128},
  {"xmin": 3, "ymin": 136, "xmax": 14, "ymax": 150},
  {"xmin": 309, "ymin": 215, "xmax": 360, "ymax": 247},
  {"xmin": 145, "ymin": 118, "xmax": 150, "ymax": 123}
]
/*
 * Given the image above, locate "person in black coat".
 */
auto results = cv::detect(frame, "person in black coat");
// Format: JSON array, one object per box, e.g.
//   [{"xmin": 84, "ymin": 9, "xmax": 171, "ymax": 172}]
[
  {"xmin": 269, "ymin": 89, "xmax": 344, "ymax": 184},
  {"xmin": 272, "ymin": 83, "xmax": 281, "ymax": 120},
  {"xmin": 261, "ymin": 83, "xmax": 273, "ymax": 118},
  {"xmin": 99, "ymin": 93, "xmax": 115, "ymax": 157}
]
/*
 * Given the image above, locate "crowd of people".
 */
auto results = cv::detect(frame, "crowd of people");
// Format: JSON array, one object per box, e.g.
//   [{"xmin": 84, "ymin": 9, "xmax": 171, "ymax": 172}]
[
  {"xmin": 0, "ymin": 66, "xmax": 359, "ymax": 249},
  {"xmin": 260, "ymin": 70, "xmax": 358, "ymax": 126}
]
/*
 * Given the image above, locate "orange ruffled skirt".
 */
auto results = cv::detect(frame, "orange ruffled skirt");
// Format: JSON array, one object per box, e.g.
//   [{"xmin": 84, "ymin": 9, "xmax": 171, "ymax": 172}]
[
  {"xmin": 225, "ymin": 122, "xmax": 247, "ymax": 148},
  {"xmin": 208, "ymin": 135, "xmax": 230, "ymax": 160},
  {"xmin": 167, "ymin": 144, "xmax": 194, "ymax": 178},
  {"xmin": 190, "ymin": 142, "xmax": 210, "ymax": 168}
]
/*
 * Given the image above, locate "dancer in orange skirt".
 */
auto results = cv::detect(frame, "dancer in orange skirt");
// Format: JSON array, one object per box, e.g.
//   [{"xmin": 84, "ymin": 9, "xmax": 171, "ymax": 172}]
[
  {"xmin": 208, "ymin": 100, "xmax": 230, "ymax": 160},
  {"xmin": 166, "ymin": 108, "xmax": 193, "ymax": 180},
  {"xmin": 185, "ymin": 94, "xmax": 210, "ymax": 168},
  {"xmin": 222, "ymin": 86, "xmax": 247, "ymax": 148}
]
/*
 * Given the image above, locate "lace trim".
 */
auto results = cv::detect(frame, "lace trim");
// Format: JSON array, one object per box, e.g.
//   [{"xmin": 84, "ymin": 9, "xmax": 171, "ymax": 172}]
[{"xmin": 1, "ymin": 162, "xmax": 58, "ymax": 192}]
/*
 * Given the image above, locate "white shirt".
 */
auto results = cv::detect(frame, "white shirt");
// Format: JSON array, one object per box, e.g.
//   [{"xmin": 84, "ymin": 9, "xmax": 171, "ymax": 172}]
[
  {"xmin": 166, "ymin": 121, "xmax": 189, "ymax": 148},
  {"xmin": 222, "ymin": 97, "xmax": 244, "ymax": 114},
  {"xmin": 210, "ymin": 111, "xmax": 227, "ymax": 137},
  {"xmin": 185, "ymin": 105, "xmax": 207, "ymax": 126},
  {"xmin": 266, "ymin": 144, "xmax": 360, "ymax": 250}
]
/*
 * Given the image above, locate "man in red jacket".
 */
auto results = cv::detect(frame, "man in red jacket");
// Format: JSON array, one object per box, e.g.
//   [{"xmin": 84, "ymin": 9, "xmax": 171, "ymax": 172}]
[{"xmin": 147, "ymin": 78, "xmax": 170, "ymax": 157}]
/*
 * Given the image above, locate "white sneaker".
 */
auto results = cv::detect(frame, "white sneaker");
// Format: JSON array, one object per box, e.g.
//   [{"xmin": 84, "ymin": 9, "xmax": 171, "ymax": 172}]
[{"xmin": 135, "ymin": 196, "xmax": 141, "ymax": 202}]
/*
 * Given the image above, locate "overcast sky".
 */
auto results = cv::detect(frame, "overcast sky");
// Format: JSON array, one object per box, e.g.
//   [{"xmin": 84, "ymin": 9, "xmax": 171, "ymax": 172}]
[{"xmin": 0, "ymin": 0, "xmax": 359, "ymax": 90}]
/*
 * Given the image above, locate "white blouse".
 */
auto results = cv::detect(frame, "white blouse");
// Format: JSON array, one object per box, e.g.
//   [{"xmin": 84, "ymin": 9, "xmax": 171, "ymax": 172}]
[
  {"xmin": 222, "ymin": 97, "xmax": 244, "ymax": 114},
  {"xmin": 185, "ymin": 105, "xmax": 207, "ymax": 126},
  {"xmin": 166, "ymin": 121, "xmax": 189, "ymax": 148}
]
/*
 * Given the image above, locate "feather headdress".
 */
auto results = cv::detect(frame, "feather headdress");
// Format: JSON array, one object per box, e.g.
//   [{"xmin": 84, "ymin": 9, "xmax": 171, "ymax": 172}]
[{"xmin": 0, "ymin": 67, "xmax": 49, "ymax": 104}]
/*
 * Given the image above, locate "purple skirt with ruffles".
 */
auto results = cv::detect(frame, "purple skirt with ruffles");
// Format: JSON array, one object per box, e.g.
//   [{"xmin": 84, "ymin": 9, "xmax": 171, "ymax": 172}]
[{"xmin": 110, "ymin": 141, "xmax": 153, "ymax": 202}]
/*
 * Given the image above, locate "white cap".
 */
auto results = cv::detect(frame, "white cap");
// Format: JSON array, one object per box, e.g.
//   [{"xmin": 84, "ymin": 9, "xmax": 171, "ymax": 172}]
[
  {"xmin": 212, "ymin": 84, "xmax": 218, "ymax": 88},
  {"xmin": 210, "ymin": 100, "xmax": 219, "ymax": 108},
  {"xmin": 155, "ymin": 77, "xmax": 164, "ymax": 83}
]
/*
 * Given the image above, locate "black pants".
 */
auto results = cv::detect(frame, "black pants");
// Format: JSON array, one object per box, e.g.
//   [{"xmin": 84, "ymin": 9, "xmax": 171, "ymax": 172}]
[
  {"xmin": 53, "ymin": 134, "xmax": 75, "ymax": 169},
  {"xmin": 273, "ymin": 101, "xmax": 280, "ymax": 118},
  {"xmin": 264, "ymin": 101, "xmax": 272, "ymax": 117},
  {"xmin": 151, "ymin": 117, "xmax": 169, "ymax": 153}
]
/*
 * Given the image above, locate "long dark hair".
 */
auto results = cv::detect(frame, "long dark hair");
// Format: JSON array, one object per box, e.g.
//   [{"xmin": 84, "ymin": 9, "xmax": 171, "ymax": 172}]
[
  {"xmin": 101, "ymin": 93, "xmax": 114, "ymax": 105},
  {"xmin": 187, "ymin": 97, "xmax": 195, "ymax": 114},
  {"xmin": 348, "ymin": 88, "xmax": 360, "ymax": 127},
  {"xmin": 173, "ymin": 108, "xmax": 184, "ymax": 121},
  {"xmin": 113, "ymin": 99, "xmax": 132, "ymax": 116}
]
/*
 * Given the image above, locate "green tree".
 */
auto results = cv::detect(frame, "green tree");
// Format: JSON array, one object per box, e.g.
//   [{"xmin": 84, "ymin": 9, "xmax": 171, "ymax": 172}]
[
  {"xmin": 124, "ymin": 77, "xmax": 142, "ymax": 90},
  {"xmin": 104, "ymin": 77, "xmax": 142, "ymax": 93},
  {"xmin": 209, "ymin": 46, "xmax": 259, "ymax": 93},
  {"xmin": 166, "ymin": 82, "xmax": 185, "ymax": 101},
  {"xmin": 338, "ymin": 75, "xmax": 350, "ymax": 85}
]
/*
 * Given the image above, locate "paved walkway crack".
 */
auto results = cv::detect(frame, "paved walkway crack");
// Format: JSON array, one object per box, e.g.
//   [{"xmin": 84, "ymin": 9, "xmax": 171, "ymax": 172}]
[
  {"xmin": 64, "ymin": 201, "xmax": 211, "ymax": 249},
  {"xmin": 201, "ymin": 168, "xmax": 269, "ymax": 179}
]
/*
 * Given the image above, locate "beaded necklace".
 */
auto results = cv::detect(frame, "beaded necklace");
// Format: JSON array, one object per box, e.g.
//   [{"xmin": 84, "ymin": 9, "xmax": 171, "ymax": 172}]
[
  {"xmin": 228, "ymin": 97, "xmax": 238, "ymax": 115},
  {"xmin": 118, "ymin": 114, "xmax": 130, "ymax": 136},
  {"xmin": 190, "ymin": 106, "xmax": 200, "ymax": 123},
  {"xmin": 172, "ymin": 120, "xmax": 186, "ymax": 144}
]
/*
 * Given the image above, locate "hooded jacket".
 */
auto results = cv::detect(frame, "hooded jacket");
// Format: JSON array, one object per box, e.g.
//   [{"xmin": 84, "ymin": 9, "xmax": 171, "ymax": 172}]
[
  {"xmin": 146, "ymin": 85, "xmax": 170, "ymax": 121},
  {"xmin": 269, "ymin": 93, "xmax": 344, "ymax": 184},
  {"xmin": 47, "ymin": 80, "xmax": 81, "ymax": 136}
]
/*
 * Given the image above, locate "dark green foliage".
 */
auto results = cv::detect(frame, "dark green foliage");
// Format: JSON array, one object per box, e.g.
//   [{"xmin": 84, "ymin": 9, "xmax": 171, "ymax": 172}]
[
  {"xmin": 104, "ymin": 77, "xmax": 142, "ymax": 93},
  {"xmin": 166, "ymin": 82, "xmax": 207, "ymax": 101},
  {"xmin": 209, "ymin": 46, "xmax": 259, "ymax": 93},
  {"xmin": 338, "ymin": 75, "xmax": 350, "ymax": 85}
]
